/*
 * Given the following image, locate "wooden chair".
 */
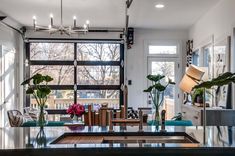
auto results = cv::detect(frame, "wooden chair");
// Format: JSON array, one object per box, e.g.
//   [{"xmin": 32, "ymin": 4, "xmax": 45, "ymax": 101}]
[
  {"xmin": 83, "ymin": 85, "xmax": 131, "ymax": 126},
  {"xmin": 84, "ymin": 103, "xmax": 114, "ymax": 126},
  {"xmin": 7, "ymin": 110, "xmax": 24, "ymax": 127}
]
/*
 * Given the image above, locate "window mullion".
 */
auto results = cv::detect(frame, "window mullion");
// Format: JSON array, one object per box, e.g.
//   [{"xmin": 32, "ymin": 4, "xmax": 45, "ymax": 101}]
[{"xmin": 74, "ymin": 43, "xmax": 77, "ymax": 104}]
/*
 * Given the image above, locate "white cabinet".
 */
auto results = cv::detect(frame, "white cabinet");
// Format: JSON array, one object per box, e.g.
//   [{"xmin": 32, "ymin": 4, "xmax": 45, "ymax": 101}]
[
  {"xmin": 182, "ymin": 104, "xmax": 202, "ymax": 125},
  {"xmin": 182, "ymin": 104, "xmax": 235, "ymax": 126}
]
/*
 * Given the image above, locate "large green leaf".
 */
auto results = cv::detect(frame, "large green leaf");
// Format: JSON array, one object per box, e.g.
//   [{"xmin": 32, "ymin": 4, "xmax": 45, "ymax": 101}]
[
  {"xmin": 214, "ymin": 72, "xmax": 234, "ymax": 80},
  {"xmin": 32, "ymin": 73, "xmax": 44, "ymax": 85},
  {"xmin": 44, "ymin": 75, "xmax": 53, "ymax": 82},
  {"xmin": 143, "ymin": 86, "xmax": 153, "ymax": 92},
  {"xmin": 21, "ymin": 77, "xmax": 33, "ymax": 85},
  {"xmin": 26, "ymin": 88, "xmax": 34, "ymax": 94},
  {"xmin": 147, "ymin": 74, "xmax": 165, "ymax": 82},
  {"xmin": 168, "ymin": 78, "xmax": 176, "ymax": 85},
  {"xmin": 36, "ymin": 87, "xmax": 51, "ymax": 99},
  {"xmin": 194, "ymin": 72, "xmax": 235, "ymax": 89},
  {"xmin": 154, "ymin": 83, "xmax": 166, "ymax": 92},
  {"xmin": 41, "ymin": 87, "xmax": 51, "ymax": 95}
]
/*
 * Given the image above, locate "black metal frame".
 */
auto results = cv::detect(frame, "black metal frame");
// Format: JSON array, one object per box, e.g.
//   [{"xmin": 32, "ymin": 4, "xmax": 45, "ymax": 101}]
[{"xmin": 25, "ymin": 39, "xmax": 124, "ymax": 114}]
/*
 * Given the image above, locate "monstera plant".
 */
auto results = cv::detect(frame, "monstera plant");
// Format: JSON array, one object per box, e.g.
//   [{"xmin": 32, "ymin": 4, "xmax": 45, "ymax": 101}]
[
  {"xmin": 21, "ymin": 73, "xmax": 53, "ymax": 126},
  {"xmin": 143, "ymin": 74, "xmax": 175, "ymax": 125},
  {"xmin": 193, "ymin": 72, "xmax": 235, "ymax": 89}
]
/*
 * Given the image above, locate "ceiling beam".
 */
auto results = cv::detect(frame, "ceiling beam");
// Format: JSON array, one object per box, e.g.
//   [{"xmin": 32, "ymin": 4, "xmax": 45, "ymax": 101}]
[{"xmin": 0, "ymin": 16, "xmax": 26, "ymax": 39}]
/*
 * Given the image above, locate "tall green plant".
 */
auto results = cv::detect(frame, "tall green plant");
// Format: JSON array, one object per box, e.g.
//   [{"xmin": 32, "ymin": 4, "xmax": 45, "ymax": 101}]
[
  {"xmin": 143, "ymin": 74, "xmax": 175, "ymax": 123},
  {"xmin": 21, "ymin": 73, "xmax": 53, "ymax": 107}
]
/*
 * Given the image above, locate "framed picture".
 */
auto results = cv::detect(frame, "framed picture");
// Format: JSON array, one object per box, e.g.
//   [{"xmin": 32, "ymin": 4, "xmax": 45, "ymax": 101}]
[{"xmin": 214, "ymin": 36, "xmax": 231, "ymax": 108}]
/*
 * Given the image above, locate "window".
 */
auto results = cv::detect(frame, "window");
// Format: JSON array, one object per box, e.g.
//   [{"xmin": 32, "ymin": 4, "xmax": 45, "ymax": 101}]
[
  {"xmin": 149, "ymin": 45, "xmax": 177, "ymax": 55},
  {"xmin": 77, "ymin": 66, "xmax": 120, "ymax": 85},
  {"xmin": 26, "ymin": 41, "xmax": 124, "ymax": 114},
  {"xmin": 30, "ymin": 43, "xmax": 74, "ymax": 60},
  {"xmin": 30, "ymin": 65, "xmax": 74, "ymax": 85},
  {"xmin": 77, "ymin": 43, "xmax": 120, "ymax": 61}
]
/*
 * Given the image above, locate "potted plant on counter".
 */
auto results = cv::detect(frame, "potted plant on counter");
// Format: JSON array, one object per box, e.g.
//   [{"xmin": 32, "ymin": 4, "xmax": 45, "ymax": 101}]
[
  {"xmin": 21, "ymin": 73, "xmax": 53, "ymax": 127},
  {"xmin": 191, "ymin": 88, "xmax": 212, "ymax": 106},
  {"xmin": 143, "ymin": 74, "xmax": 175, "ymax": 126}
]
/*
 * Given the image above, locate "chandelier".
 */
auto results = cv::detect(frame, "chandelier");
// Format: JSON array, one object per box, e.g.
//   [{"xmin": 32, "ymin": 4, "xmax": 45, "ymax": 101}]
[{"xmin": 32, "ymin": 0, "xmax": 90, "ymax": 35}]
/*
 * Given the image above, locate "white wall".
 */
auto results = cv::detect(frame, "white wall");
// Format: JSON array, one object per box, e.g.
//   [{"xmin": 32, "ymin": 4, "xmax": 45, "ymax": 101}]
[
  {"xmin": 0, "ymin": 17, "xmax": 23, "ymax": 127},
  {"xmin": 189, "ymin": 0, "xmax": 235, "ymax": 108},
  {"xmin": 189, "ymin": 0, "xmax": 235, "ymax": 72},
  {"xmin": 126, "ymin": 28, "xmax": 188, "ymax": 111}
]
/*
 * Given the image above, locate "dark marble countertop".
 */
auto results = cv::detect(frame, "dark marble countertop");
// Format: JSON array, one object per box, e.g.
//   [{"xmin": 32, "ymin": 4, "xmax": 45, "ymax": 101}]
[{"xmin": 0, "ymin": 126, "xmax": 235, "ymax": 150}]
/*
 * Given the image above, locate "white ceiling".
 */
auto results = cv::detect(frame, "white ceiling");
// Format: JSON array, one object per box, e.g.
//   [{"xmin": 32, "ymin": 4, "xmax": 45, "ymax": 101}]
[{"xmin": 0, "ymin": 0, "xmax": 221, "ymax": 29}]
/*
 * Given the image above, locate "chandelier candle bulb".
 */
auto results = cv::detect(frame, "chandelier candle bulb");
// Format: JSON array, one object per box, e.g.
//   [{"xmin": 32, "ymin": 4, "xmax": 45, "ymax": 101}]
[
  {"xmin": 155, "ymin": 4, "xmax": 165, "ymax": 8},
  {"xmin": 33, "ymin": 16, "xmax": 36, "ymax": 29},
  {"xmin": 50, "ymin": 14, "xmax": 53, "ymax": 26},
  {"xmin": 86, "ymin": 20, "xmax": 90, "ymax": 28},
  {"xmin": 73, "ymin": 16, "xmax": 77, "ymax": 27}
]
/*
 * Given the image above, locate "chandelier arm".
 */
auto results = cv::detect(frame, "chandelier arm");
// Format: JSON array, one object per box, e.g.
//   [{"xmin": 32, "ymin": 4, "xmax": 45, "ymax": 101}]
[
  {"xmin": 49, "ymin": 29, "xmax": 60, "ymax": 35},
  {"xmin": 64, "ymin": 30, "xmax": 71, "ymax": 36}
]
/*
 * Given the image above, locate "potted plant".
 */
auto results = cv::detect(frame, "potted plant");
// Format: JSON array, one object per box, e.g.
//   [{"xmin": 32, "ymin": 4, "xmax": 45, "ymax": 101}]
[
  {"xmin": 193, "ymin": 72, "xmax": 235, "ymax": 106},
  {"xmin": 21, "ymin": 73, "xmax": 53, "ymax": 126},
  {"xmin": 143, "ymin": 74, "xmax": 175, "ymax": 126},
  {"xmin": 191, "ymin": 88, "xmax": 204, "ymax": 104}
]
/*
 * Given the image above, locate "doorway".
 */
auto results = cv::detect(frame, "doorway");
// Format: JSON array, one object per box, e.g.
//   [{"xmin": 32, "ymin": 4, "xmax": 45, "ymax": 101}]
[{"xmin": 147, "ymin": 58, "xmax": 181, "ymax": 119}]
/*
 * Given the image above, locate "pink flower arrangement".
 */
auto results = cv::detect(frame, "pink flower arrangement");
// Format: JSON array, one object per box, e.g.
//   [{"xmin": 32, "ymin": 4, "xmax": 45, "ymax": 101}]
[{"xmin": 67, "ymin": 103, "xmax": 85, "ymax": 118}]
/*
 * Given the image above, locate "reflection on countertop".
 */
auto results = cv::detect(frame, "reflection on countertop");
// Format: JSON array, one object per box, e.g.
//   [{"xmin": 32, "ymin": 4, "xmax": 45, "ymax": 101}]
[{"xmin": 0, "ymin": 126, "xmax": 235, "ymax": 150}]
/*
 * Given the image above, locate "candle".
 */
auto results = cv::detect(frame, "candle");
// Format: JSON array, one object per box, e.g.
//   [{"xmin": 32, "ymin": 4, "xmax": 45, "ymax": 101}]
[
  {"xmin": 73, "ymin": 16, "xmax": 77, "ymax": 27},
  {"xmin": 50, "ymin": 13, "xmax": 53, "ymax": 26}
]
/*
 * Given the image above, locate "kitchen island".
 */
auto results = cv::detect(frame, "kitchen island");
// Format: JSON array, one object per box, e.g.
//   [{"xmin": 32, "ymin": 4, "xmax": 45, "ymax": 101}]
[{"xmin": 0, "ymin": 126, "xmax": 235, "ymax": 156}]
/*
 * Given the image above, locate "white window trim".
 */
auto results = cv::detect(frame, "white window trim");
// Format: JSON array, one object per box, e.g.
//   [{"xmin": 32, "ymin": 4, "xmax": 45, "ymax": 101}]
[{"xmin": 146, "ymin": 40, "xmax": 181, "ymax": 58}]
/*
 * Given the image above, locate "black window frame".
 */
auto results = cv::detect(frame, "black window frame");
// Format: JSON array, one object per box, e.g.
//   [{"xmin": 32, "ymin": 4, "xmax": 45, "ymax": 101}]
[{"xmin": 24, "ymin": 38, "xmax": 124, "ymax": 114}]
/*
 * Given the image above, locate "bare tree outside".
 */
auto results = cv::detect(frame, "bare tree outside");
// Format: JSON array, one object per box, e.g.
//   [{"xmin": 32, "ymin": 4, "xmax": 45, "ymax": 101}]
[
  {"xmin": 77, "ymin": 43, "xmax": 120, "ymax": 99},
  {"xmin": 151, "ymin": 62, "xmax": 175, "ymax": 98},
  {"xmin": 29, "ymin": 43, "xmax": 120, "ymax": 108}
]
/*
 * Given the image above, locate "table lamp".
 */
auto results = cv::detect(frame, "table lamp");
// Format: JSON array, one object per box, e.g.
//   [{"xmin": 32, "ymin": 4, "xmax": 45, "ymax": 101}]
[
  {"xmin": 179, "ymin": 65, "xmax": 207, "ymax": 145},
  {"xmin": 179, "ymin": 65, "xmax": 205, "ymax": 93}
]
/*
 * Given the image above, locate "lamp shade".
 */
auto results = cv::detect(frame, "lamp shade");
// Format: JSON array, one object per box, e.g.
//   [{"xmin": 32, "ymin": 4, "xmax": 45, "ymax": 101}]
[
  {"xmin": 198, "ymin": 67, "xmax": 209, "ymax": 81},
  {"xmin": 186, "ymin": 65, "xmax": 205, "ymax": 81},
  {"xmin": 179, "ymin": 74, "xmax": 198, "ymax": 93},
  {"xmin": 179, "ymin": 65, "xmax": 205, "ymax": 93}
]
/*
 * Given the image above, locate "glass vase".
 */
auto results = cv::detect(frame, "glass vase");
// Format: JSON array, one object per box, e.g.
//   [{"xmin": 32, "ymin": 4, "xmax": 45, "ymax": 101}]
[
  {"xmin": 151, "ymin": 107, "xmax": 160, "ymax": 131},
  {"xmin": 36, "ymin": 127, "xmax": 47, "ymax": 148},
  {"xmin": 72, "ymin": 115, "xmax": 78, "ymax": 123},
  {"xmin": 37, "ymin": 106, "xmax": 48, "ymax": 127},
  {"xmin": 72, "ymin": 115, "xmax": 82, "ymax": 123}
]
